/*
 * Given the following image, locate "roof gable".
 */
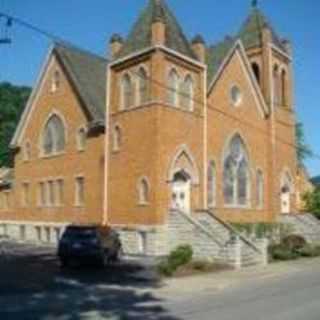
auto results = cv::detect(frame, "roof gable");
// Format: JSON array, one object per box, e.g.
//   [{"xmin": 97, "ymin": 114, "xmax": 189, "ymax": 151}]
[
  {"xmin": 11, "ymin": 43, "xmax": 108, "ymax": 148},
  {"xmin": 117, "ymin": 0, "xmax": 196, "ymax": 60},
  {"xmin": 207, "ymin": 41, "xmax": 268, "ymax": 117}
]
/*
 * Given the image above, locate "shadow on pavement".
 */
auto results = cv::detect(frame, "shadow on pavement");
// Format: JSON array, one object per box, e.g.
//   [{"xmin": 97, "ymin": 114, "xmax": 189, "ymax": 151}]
[{"xmin": 0, "ymin": 243, "xmax": 179, "ymax": 320}]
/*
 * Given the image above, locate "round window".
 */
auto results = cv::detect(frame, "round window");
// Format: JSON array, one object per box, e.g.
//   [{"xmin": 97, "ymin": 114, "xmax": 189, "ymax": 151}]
[{"xmin": 230, "ymin": 85, "xmax": 242, "ymax": 107}]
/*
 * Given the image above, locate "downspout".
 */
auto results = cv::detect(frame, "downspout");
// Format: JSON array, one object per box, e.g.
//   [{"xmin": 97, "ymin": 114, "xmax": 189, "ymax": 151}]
[
  {"xmin": 103, "ymin": 64, "xmax": 112, "ymax": 226},
  {"xmin": 203, "ymin": 66, "xmax": 208, "ymax": 209}
]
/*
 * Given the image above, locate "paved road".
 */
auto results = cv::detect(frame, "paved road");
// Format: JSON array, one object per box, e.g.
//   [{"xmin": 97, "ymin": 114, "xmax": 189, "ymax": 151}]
[
  {"xmin": 163, "ymin": 261, "xmax": 320, "ymax": 320},
  {"xmin": 1, "ymin": 241, "xmax": 320, "ymax": 319}
]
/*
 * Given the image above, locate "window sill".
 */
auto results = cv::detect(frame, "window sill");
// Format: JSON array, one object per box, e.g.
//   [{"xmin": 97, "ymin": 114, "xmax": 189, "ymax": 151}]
[
  {"xmin": 138, "ymin": 202, "xmax": 149, "ymax": 207},
  {"xmin": 224, "ymin": 204, "xmax": 252, "ymax": 210},
  {"xmin": 39, "ymin": 151, "xmax": 66, "ymax": 160}
]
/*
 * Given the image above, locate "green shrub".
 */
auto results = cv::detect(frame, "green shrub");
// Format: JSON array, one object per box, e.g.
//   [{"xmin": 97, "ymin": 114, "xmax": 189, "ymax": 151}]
[
  {"xmin": 269, "ymin": 244, "xmax": 299, "ymax": 261},
  {"xmin": 281, "ymin": 235, "xmax": 306, "ymax": 251},
  {"xmin": 297, "ymin": 245, "xmax": 320, "ymax": 258},
  {"xmin": 167, "ymin": 245, "xmax": 193, "ymax": 270},
  {"xmin": 157, "ymin": 245, "xmax": 193, "ymax": 277}
]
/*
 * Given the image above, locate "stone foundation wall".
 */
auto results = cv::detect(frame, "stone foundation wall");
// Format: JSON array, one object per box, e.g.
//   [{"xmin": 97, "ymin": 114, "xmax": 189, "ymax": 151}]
[{"xmin": 0, "ymin": 221, "xmax": 67, "ymax": 245}]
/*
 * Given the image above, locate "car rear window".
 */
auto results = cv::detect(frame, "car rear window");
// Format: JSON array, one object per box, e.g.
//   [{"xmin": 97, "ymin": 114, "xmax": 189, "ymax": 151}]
[{"xmin": 64, "ymin": 227, "xmax": 97, "ymax": 240}]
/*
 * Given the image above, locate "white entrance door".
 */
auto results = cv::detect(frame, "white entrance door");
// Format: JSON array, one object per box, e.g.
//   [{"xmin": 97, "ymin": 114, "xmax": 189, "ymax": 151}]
[
  {"xmin": 171, "ymin": 179, "xmax": 191, "ymax": 213},
  {"xmin": 281, "ymin": 191, "xmax": 291, "ymax": 214}
]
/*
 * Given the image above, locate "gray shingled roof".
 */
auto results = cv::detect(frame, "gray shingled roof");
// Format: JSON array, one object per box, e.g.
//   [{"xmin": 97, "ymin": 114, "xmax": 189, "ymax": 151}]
[
  {"xmin": 54, "ymin": 42, "xmax": 108, "ymax": 123},
  {"xmin": 206, "ymin": 37, "xmax": 235, "ymax": 85},
  {"xmin": 117, "ymin": 0, "xmax": 196, "ymax": 60}
]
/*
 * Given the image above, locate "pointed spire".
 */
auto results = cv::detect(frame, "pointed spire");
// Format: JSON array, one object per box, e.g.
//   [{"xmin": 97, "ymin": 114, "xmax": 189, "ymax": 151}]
[
  {"xmin": 152, "ymin": 0, "xmax": 165, "ymax": 23},
  {"xmin": 252, "ymin": 0, "xmax": 258, "ymax": 8}
]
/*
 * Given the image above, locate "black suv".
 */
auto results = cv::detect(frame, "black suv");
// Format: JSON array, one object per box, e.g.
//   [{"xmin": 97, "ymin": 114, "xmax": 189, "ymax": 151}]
[{"xmin": 58, "ymin": 225, "xmax": 122, "ymax": 267}]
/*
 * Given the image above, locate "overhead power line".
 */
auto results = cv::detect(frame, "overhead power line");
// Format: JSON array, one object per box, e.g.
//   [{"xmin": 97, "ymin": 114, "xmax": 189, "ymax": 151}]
[{"xmin": 1, "ymin": 11, "xmax": 318, "ymax": 163}]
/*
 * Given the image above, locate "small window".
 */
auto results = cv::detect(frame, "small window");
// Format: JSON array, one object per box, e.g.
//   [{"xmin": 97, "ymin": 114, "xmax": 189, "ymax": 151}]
[
  {"xmin": 207, "ymin": 161, "xmax": 216, "ymax": 208},
  {"xmin": 23, "ymin": 142, "xmax": 31, "ymax": 161},
  {"xmin": 167, "ymin": 69, "xmax": 179, "ymax": 107},
  {"xmin": 44, "ymin": 227, "xmax": 51, "ymax": 243},
  {"xmin": 122, "ymin": 74, "xmax": 134, "ymax": 109},
  {"xmin": 35, "ymin": 226, "xmax": 42, "ymax": 242},
  {"xmin": 251, "ymin": 63, "xmax": 260, "ymax": 85},
  {"xmin": 48, "ymin": 180, "xmax": 55, "ymax": 207},
  {"xmin": 281, "ymin": 69, "xmax": 287, "ymax": 106},
  {"xmin": 22, "ymin": 182, "xmax": 30, "ymax": 208},
  {"xmin": 56, "ymin": 179, "xmax": 64, "ymax": 206},
  {"xmin": 113, "ymin": 125, "xmax": 121, "ymax": 151},
  {"xmin": 75, "ymin": 176, "xmax": 85, "ymax": 207},
  {"xmin": 51, "ymin": 70, "xmax": 60, "ymax": 93},
  {"xmin": 138, "ymin": 67, "xmax": 148, "ymax": 105},
  {"xmin": 273, "ymin": 65, "xmax": 280, "ymax": 106},
  {"xmin": 230, "ymin": 85, "xmax": 242, "ymax": 107},
  {"xmin": 77, "ymin": 127, "xmax": 87, "ymax": 151},
  {"xmin": 257, "ymin": 170, "xmax": 264, "ymax": 209},
  {"xmin": 138, "ymin": 178, "xmax": 149, "ymax": 205},
  {"xmin": 39, "ymin": 182, "xmax": 46, "ymax": 207}
]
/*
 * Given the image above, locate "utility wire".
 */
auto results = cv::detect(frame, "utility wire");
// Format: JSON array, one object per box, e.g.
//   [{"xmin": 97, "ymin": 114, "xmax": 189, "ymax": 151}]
[{"xmin": 1, "ymin": 11, "xmax": 318, "ymax": 162}]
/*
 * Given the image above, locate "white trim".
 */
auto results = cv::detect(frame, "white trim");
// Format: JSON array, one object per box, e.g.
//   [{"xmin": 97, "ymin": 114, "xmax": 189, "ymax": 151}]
[
  {"xmin": 103, "ymin": 64, "xmax": 111, "ymax": 225},
  {"xmin": 109, "ymin": 45, "xmax": 205, "ymax": 70},
  {"xmin": 11, "ymin": 45, "xmax": 55, "ymax": 148},
  {"xmin": 203, "ymin": 66, "xmax": 208, "ymax": 209},
  {"xmin": 270, "ymin": 44, "xmax": 292, "ymax": 62}
]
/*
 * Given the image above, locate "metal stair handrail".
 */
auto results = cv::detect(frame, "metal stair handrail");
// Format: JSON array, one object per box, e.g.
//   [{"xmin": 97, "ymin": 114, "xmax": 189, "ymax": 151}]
[{"xmin": 200, "ymin": 209, "xmax": 262, "ymax": 254}]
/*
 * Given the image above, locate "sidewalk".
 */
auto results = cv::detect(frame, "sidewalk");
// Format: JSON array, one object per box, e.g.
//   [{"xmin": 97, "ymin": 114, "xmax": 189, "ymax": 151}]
[{"xmin": 153, "ymin": 257, "xmax": 320, "ymax": 299}]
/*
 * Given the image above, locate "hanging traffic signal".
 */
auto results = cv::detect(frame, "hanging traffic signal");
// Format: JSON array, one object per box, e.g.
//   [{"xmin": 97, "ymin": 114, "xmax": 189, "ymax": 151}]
[{"xmin": 0, "ymin": 15, "xmax": 12, "ymax": 44}]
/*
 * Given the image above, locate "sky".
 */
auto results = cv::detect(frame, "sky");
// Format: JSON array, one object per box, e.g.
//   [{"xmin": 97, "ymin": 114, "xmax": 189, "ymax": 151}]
[{"xmin": 0, "ymin": 0, "xmax": 319, "ymax": 176}]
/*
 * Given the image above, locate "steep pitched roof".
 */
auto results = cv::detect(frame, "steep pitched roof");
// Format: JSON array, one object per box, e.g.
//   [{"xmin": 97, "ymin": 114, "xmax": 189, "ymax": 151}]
[
  {"xmin": 54, "ymin": 42, "xmax": 108, "ymax": 123},
  {"xmin": 238, "ymin": 7, "xmax": 287, "ymax": 52},
  {"xmin": 11, "ymin": 43, "xmax": 108, "ymax": 148},
  {"xmin": 206, "ymin": 37, "xmax": 235, "ymax": 85},
  {"xmin": 117, "ymin": 0, "xmax": 196, "ymax": 60}
]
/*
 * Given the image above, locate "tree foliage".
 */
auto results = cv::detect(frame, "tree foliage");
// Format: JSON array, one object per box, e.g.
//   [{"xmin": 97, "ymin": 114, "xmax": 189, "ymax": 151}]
[
  {"xmin": 303, "ymin": 188, "xmax": 320, "ymax": 218},
  {"xmin": 0, "ymin": 82, "xmax": 31, "ymax": 167},
  {"xmin": 296, "ymin": 122, "xmax": 312, "ymax": 165}
]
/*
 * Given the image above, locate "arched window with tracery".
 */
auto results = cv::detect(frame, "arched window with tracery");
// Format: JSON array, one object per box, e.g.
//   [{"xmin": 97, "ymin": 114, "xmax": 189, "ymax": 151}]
[
  {"xmin": 137, "ymin": 67, "xmax": 148, "ymax": 105},
  {"xmin": 122, "ymin": 74, "xmax": 134, "ymax": 109},
  {"xmin": 41, "ymin": 114, "xmax": 66, "ymax": 156},
  {"xmin": 167, "ymin": 69, "xmax": 179, "ymax": 107},
  {"xmin": 223, "ymin": 135, "xmax": 250, "ymax": 206},
  {"xmin": 207, "ymin": 161, "xmax": 216, "ymax": 208}
]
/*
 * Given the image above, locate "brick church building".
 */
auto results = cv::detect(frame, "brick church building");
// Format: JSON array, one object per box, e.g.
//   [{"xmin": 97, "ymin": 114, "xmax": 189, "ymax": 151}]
[{"xmin": 0, "ymin": 0, "xmax": 305, "ymax": 261}]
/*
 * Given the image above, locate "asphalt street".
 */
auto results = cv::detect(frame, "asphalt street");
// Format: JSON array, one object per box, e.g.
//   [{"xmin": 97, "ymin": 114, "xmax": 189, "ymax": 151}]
[{"xmin": 1, "ymin": 241, "xmax": 320, "ymax": 320}]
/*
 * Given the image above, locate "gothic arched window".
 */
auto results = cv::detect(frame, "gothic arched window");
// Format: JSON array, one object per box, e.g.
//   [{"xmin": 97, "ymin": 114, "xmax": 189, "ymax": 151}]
[
  {"xmin": 42, "ymin": 114, "xmax": 66, "ymax": 156},
  {"xmin": 122, "ymin": 74, "xmax": 134, "ymax": 109},
  {"xmin": 77, "ymin": 127, "xmax": 87, "ymax": 151},
  {"xmin": 223, "ymin": 135, "xmax": 250, "ymax": 206},
  {"xmin": 167, "ymin": 69, "xmax": 179, "ymax": 107},
  {"xmin": 137, "ymin": 67, "xmax": 148, "ymax": 105},
  {"xmin": 207, "ymin": 161, "xmax": 216, "ymax": 208},
  {"xmin": 113, "ymin": 125, "xmax": 121, "ymax": 151},
  {"xmin": 273, "ymin": 65, "xmax": 280, "ymax": 106},
  {"xmin": 251, "ymin": 62, "xmax": 260, "ymax": 85},
  {"xmin": 138, "ymin": 177, "xmax": 149, "ymax": 205},
  {"xmin": 281, "ymin": 69, "xmax": 287, "ymax": 106}
]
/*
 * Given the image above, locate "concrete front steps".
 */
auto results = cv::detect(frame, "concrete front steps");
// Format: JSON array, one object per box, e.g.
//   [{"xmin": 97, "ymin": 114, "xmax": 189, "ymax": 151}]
[
  {"xmin": 280, "ymin": 213, "xmax": 320, "ymax": 244},
  {"xmin": 168, "ymin": 209, "xmax": 268, "ymax": 269}
]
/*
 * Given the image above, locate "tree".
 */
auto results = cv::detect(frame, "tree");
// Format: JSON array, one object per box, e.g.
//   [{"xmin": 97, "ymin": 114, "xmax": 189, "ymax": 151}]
[
  {"xmin": 303, "ymin": 188, "xmax": 320, "ymax": 218},
  {"xmin": 295, "ymin": 122, "xmax": 312, "ymax": 165},
  {"xmin": 0, "ymin": 82, "xmax": 31, "ymax": 167}
]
